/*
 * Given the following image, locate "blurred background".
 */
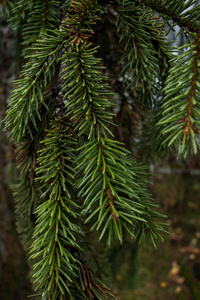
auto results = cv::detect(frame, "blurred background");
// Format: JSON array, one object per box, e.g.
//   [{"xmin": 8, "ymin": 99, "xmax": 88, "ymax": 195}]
[{"xmin": 1, "ymin": 12, "xmax": 200, "ymax": 300}]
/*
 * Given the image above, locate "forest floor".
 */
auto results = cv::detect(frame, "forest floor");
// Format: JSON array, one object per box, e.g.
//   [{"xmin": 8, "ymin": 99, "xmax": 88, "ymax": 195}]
[{"xmin": 116, "ymin": 162, "xmax": 200, "ymax": 300}]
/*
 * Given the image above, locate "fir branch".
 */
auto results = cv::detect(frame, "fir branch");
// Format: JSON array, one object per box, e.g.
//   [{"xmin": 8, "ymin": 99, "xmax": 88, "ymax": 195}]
[
  {"xmin": 6, "ymin": 90, "xmax": 56, "ymax": 250},
  {"xmin": 115, "ymin": 1, "xmax": 164, "ymax": 107},
  {"xmin": 0, "ymin": 0, "xmax": 14, "ymax": 17},
  {"xmin": 76, "ymin": 139, "xmax": 166, "ymax": 246},
  {"xmin": 62, "ymin": 0, "xmax": 100, "ymax": 45},
  {"xmin": 139, "ymin": 0, "xmax": 200, "ymax": 35},
  {"xmin": 30, "ymin": 118, "xmax": 84, "ymax": 299},
  {"xmin": 12, "ymin": 178, "xmax": 40, "ymax": 249},
  {"xmin": 2, "ymin": 1, "xmax": 175, "ymax": 298},
  {"xmin": 22, "ymin": 0, "xmax": 62, "ymax": 54},
  {"xmin": 8, "ymin": 0, "xmax": 31, "ymax": 25},
  {"xmin": 12, "ymin": 140, "xmax": 41, "ymax": 249},
  {"xmin": 158, "ymin": 35, "xmax": 200, "ymax": 156},
  {"xmin": 136, "ymin": 108, "xmax": 168, "ymax": 161},
  {"xmin": 8, "ymin": 0, "xmax": 63, "ymax": 56},
  {"xmin": 181, "ymin": 37, "xmax": 200, "ymax": 139},
  {"xmin": 142, "ymin": 14, "xmax": 174, "ymax": 79},
  {"xmin": 61, "ymin": 42, "xmax": 114, "ymax": 139},
  {"xmin": 3, "ymin": 31, "xmax": 64, "ymax": 142},
  {"xmin": 79, "ymin": 264, "xmax": 117, "ymax": 299},
  {"xmin": 60, "ymin": 2, "xmax": 167, "ymax": 246},
  {"xmin": 31, "ymin": 117, "xmax": 115, "ymax": 299}
]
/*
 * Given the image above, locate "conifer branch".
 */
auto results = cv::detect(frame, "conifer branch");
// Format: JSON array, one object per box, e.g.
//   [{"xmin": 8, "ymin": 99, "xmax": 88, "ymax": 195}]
[
  {"xmin": 80, "ymin": 264, "xmax": 117, "ymax": 299},
  {"xmin": 139, "ymin": 0, "xmax": 200, "ymax": 35},
  {"xmin": 30, "ymin": 117, "xmax": 114, "ymax": 299},
  {"xmin": 182, "ymin": 36, "xmax": 200, "ymax": 138},
  {"xmin": 2, "ymin": 0, "xmax": 178, "ymax": 298},
  {"xmin": 4, "ymin": 33, "xmax": 64, "ymax": 142},
  {"xmin": 158, "ymin": 35, "xmax": 200, "ymax": 155},
  {"xmin": 60, "ymin": 1, "xmax": 167, "ymax": 246},
  {"xmin": 0, "ymin": 0, "xmax": 13, "ymax": 16},
  {"xmin": 136, "ymin": 108, "xmax": 168, "ymax": 161},
  {"xmin": 12, "ymin": 140, "xmax": 41, "ymax": 248},
  {"xmin": 8, "ymin": 0, "xmax": 63, "ymax": 56},
  {"xmin": 115, "ymin": 1, "xmax": 164, "ymax": 107},
  {"xmin": 30, "ymin": 118, "xmax": 84, "ymax": 298},
  {"xmin": 61, "ymin": 38, "xmax": 165, "ymax": 245}
]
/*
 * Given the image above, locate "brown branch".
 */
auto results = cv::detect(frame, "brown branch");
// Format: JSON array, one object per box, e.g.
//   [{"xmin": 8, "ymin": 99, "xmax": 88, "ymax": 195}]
[
  {"xmin": 93, "ymin": 281, "xmax": 108, "ymax": 299},
  {"xmin": 106, "ymin": 292, "xmax": 119, "ymax": 300},
  {"xmin": 86, "ymin": 287, "xmax": 95, "ymax": 298},
  {"xmin": 80, "ymin": 264, "xmax": 118, "ymax": 299},
  {"xmin": 81, "ymin": 264, "xmax": 88, "ymax": 288},
  {"xmin": 105, "ymin": 183, "xmax": 119, "ymax": 220},
  {"xmin": 97, "ymin": 140, "xmax": 119, "ymax": 220},
  {"xmin": 85, "ymin": 266, "xmax": 92, "ymax": 290}
]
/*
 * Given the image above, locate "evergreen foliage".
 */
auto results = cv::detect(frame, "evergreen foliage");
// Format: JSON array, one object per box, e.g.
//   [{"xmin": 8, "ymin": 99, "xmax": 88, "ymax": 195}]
[{"xmin": 1, "ymin": 0, "xmax": 200, "ymax": 299}]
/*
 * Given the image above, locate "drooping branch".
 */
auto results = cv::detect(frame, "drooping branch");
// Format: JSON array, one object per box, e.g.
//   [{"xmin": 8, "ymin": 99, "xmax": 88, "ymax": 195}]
[
  {"xmin": 158, "ymin": 34, "xmax": 200, "ymax": 155},
  {"xmin": 30, "ymin": 118, "xmax": 83, "ymax": 298},
  {"xmin": 139, "ymin": 0, "xmax": 200, "ymax": 35},
  {"xmin": 182, "ymin": 36, "xmax": 200, "ymax": 137},
  {"xmin": 115, "ymin": 1, "xmax": 164, "ymax": 107},
  {"xmin": 2, "ymin": 1, "xmax": 174, "ymax": 298}
]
